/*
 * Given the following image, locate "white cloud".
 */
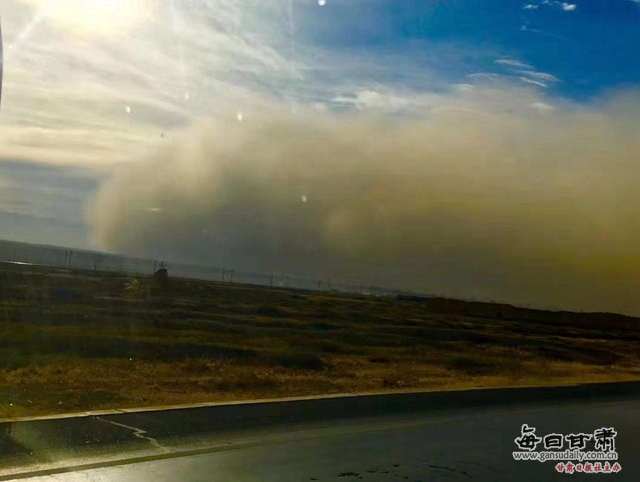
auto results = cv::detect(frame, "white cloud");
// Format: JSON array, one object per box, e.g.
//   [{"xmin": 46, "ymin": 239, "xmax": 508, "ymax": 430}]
[
  {"xmin": 523, "ymin": 4, "xmax": 539, "ymax": 9},
  {"xmin": 495, "ymin": 58, "xmax": 534, "ymax": 70},
  {"xmin": 332, "ymin": 90, "xmax": 401, "ymax": 111},
  {"xmin": 533, "ymin": 1, "xmax": 578, "ymax": 11},
  {"xmin": 467, "ymin": 73, "xmax": 507, "ymax": 84},
  {"xmin": 519, "ymin": 77, "xmax": 549, "ymax": 88},
  {"xmin": 494, "ymin": 58, "xmax": 559, "ymax": 88},
  {"xmin": 5, "ymin": 0, "xmax": 566, "ymax": 174},
  {"xmin": 0, "ymin": 0, "xmax": 300, "ymax": 168},
  {"xmin": 331, "ymin": 89, "xmax": 445, "ymax": 115},
  {"xmin": 519, "ymin": 71, "xmax": 559, "ymax": 83},
  {"xmin": 529, "ymin": 102, "xmax": 555, "ymax": 112},
  {"xmin": 2, "ymin": 0, "xmax": 471, "ymax": 169}
]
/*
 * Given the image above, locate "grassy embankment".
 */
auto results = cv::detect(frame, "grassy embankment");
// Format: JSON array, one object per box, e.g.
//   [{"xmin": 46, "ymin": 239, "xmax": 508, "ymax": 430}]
[{"xmin": 1, "ymin": 263, "xmax": 639, "ymax": 419}]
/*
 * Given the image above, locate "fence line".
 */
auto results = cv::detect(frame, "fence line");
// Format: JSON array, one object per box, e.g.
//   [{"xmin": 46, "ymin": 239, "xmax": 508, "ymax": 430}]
[
  {"xmin": 0, "ymin": 240, "xmax": 569, "ymax": 310},
  {"xmin": 0, "ymin": 239, "xmax": 421, "ymax": 299}
]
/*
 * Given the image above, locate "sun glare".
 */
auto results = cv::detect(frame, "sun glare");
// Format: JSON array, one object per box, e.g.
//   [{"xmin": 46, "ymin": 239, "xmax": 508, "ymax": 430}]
[{"xmin": 22, "ymin": 0, "xmax": 154, "ymax": 39}]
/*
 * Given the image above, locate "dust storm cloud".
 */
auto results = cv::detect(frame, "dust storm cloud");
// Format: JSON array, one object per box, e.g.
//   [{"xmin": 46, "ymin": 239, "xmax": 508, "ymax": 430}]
[{"xmin": 90, "ymin": 89, "xmax": 640, "ymax": 315}]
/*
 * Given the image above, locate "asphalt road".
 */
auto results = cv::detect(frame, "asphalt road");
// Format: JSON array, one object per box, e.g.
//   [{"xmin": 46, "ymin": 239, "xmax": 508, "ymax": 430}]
[{"xmin": 12, "ymin": 397, "xmax": 639, "ymax": 481}]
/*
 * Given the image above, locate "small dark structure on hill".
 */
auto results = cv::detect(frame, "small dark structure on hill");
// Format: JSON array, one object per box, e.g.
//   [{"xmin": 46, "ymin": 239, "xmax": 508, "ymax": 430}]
[{"xmin": 152, "ymin": 268, "xmax": 169, "ymax": 291}]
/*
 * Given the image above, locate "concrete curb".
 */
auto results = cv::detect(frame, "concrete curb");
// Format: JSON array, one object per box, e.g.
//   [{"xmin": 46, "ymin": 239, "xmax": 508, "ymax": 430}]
[
  {"xmin": 1, "ymin": 380, "xmax": 639, "ymax": 476},
  {"xmin": 3, "ymin": 379, "xmax": 638, "ymax": 424}
]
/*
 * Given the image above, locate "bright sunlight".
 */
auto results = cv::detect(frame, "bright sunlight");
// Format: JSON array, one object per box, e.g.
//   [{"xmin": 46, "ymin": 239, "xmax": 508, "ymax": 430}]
[{"xmin": 21, "ymin": 0, "xmax": 154, "ymax": 39}]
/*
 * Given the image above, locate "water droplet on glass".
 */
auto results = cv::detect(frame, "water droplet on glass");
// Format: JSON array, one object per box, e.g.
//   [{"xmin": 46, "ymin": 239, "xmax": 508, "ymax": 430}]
[
  {"xmin": 318, "ymin": 0, "xmax": 326, "ymax": 5},
  {"xmin": 125, "ymin": 105, "xmax": 132, "ymax": 114},
  {"xmin": 237, "ymin": 111, "xmax": 243, "ymax": 122},
  {"xmin": 301, "ymin": 195, "xmax": 308, "ymax": 203}
]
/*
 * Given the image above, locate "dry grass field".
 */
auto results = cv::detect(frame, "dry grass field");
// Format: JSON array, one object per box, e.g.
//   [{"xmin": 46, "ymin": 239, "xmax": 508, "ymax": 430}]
[{"xmin": 1, "ymin": 262, "xmax": 639, "ymax": 419}]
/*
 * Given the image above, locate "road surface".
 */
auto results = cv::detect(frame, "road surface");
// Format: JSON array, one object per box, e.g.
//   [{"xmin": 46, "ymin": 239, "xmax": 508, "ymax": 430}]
[{"xmin": 5, "ymin": 396, "xmax": 638, "ymax": 481}]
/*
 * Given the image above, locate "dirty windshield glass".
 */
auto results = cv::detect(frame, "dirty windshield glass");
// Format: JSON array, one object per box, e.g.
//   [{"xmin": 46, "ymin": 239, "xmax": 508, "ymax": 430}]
[{"xmin": 0, "ymin": 0, "xmax": 639, "ymax": 445}]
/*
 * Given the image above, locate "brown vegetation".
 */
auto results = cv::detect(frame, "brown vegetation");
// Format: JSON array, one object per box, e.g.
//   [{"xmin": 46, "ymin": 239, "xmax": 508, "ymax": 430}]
[{"xmin": 1, "ymin": 262, "xmax": 639, "ymax": 419}]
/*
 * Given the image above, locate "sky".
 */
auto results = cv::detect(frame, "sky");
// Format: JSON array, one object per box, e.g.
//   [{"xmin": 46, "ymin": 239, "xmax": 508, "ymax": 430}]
[{"xmin": 1, "ymin": 0, "xmax": 640, "ymax": 314}]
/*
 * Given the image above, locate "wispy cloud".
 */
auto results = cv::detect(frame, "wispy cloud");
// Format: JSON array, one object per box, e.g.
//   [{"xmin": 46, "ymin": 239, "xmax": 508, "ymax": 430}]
[
  {"xmin": 519, "ymin": 71, "xmax": 559, "ymax": 83},
  {"xmin": 523, "ymin": 4, "xmax": 539, "ymax": 9},
  {"xmin": 519, "ymin": 77, "xmax": 549, "ymax": 88},
  {"xmin": 1, "ymin": 0, "xmax": 500, "ymax": 170},
  {"xmin": 495, "ymin": 58, "xmax": 534, "ymax": 70},
  {"xmin": 493, "ymin": 58, "xmax": 559, "ymax": 88},
  {"xmin": 1, "ymin": 0, "xmax": 300, "ymax": 168},
  {"xmin": 562, "ymin": 3, "xmax": 577, "ymax": 11}
]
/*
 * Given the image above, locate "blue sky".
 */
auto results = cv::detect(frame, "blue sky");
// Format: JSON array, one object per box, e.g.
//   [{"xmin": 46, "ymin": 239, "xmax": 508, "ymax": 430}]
[{"xmin": 296, "ymin": 0, "xmax": 640, "ymax": 99}]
